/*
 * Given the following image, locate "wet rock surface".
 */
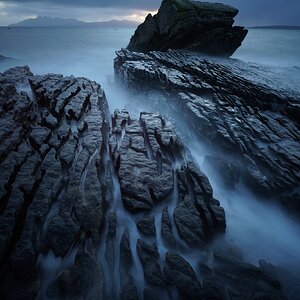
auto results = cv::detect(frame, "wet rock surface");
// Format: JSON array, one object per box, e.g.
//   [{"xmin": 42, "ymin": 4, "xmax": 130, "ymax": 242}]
[
  {"xmin": 164, "ymin": 251, "xmax": 202, "ymax": 298},
  {"xmin": 0, "ymin": 66, "xmax": 107, "ymax": 299},
  {"xmin": 0, "ymin": 66, "xmax": 298, "ymax": 300},
  {"xmin": 127, "ymin": 0, "xmax": 247, "ymax": 57},
  {"xmin": 115, "ymin": 48, "xmax": 300, "ymax": 213}
]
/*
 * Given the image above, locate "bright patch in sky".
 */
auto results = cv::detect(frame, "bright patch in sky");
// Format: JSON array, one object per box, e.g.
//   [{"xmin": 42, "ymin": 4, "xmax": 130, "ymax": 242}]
[{"xmin": 122, "ymin": 10, "xmax": 157, "ymax": 22}]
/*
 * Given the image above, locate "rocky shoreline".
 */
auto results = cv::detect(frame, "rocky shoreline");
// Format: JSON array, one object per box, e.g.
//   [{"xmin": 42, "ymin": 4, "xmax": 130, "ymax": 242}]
[
  {"xmin": 1, "ymin": 0, "xmax": 300, "ymax": 299},
  {"xmin": 114, "ymin": 48, "xmax": 300, "ymax": 214},
  {"xmin": 1, "ymin": 65, "xmax": 299, "ymax": 299}
]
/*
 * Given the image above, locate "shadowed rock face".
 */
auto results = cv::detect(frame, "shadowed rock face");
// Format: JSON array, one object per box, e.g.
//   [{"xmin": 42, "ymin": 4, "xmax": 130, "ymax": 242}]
[
  {"xmin": 1, "ymin": 66, "xmax": 296, "ymax": 299},
  {"xmin": 127, "ymin": 0, "xmax": 247, "ymax": 57},
  {"xmin": 0, "ymin": 66, "xmax": 226, "ymax": 299},
  {"xmin": 114, "ymin": 49, "xmax": 300, "ymax": 214},
  {"xmin": 0, "ymin": 66, "xmax": 107, "ymax": 299}
]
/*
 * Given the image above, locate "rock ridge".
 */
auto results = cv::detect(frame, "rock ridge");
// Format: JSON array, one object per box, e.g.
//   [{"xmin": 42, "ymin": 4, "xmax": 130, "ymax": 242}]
[
  {"xmin": 114, "ymin": 48, "xmax": 300, "ymax": 213},
  {"xmin": 1, "ymin": 66, "xmax": 298, "ymax": 299}
]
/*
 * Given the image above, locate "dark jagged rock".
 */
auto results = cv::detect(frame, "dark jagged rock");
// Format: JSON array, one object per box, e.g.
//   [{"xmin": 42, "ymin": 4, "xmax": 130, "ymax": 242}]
[
  {"xmin": 208, "ymin": 243, "xmax": 288, "ymax": 300},
  {"xmin": 110, "ymin": 111, "xmax": 174, "ymax": 213},
  {"xmin": 199, "ymin": 263, "xmax": 213, "ymax": 275},
  {"xmin": 120, "ymin": 275, "xmax": 138, "ymax": 300},
  {"xmin": 105, "ymin": 212, "xmax": 117, "ymax": 272},
  {"xmin": 161, "ymin": 207, "xmax": 176, "ymax": 247},
  {"xmin": 0, "ymin": 66, "xmax": 226, "ymax": 299},
  {"xmin": 0, "ymin": 66, "xmax": 106, "ymax": 299},
  {"xmin": 136, "ymin": 214, "xmax": 156, "ymax": 236},
  {"xmin": 136, "ymin": 239, "xmax": 165, "ymax": 286},
  {"xmin": 127, "ymin": 0, "xmax": 247, "ymax": 57},
  {"xmin": 214, "ymin": 257, "xmax": 282, "ymax": 291},
  {"xmin": 174, "ymin": 162, "xmax": 226, "ymax": 248},
  {"xmin": 46, "ymin": 213, "xmax": 81, "ymax": 257},
  {"xmin": 174, "ymin": 194, "xmax": 207, "ymax": 248},
  {"xmin": 111, "ymin": 109, "xmax": 226, "ymax": 248},
  {"xmin": 203, "ymin": 281, "xmax": 223, "ymax": 300},
  {"xmin": 119, "ymin": 231, "xmax": 138, "ymax": 300},
  {"xmin": 143, "ymin": 288, "xmax": 159, "ymax": 300},
  {"xmin": 114, "ymin": 48, "xmax": 300, "ymax": 210},
  {"xmin": 165, "ymin": 241, "xmax": 294, "ymax": 300},
  {"xmin": 164, "ymin": 251, "xmax": 203, "ymax": 299},
  {"xmin": 259, "ymin": 260, "xmax": 300, "ymax": 300},
  {"xmin": 214, "ymin": 243, "xmax": 244, "ymax": 263},
  {"xmin": 120, "ymin": 229, "xmax": 133, "ymax": 267},
  {"xmin": 1, "ymin": 65, "xmax": 297, "ymax": 300},
  {"xmin": 47, "ymin": 242, "xmax": 104, "ymax": 300}
]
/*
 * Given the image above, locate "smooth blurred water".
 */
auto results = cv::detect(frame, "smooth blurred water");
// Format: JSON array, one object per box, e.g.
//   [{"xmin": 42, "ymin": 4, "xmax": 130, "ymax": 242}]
[
  {"xmin": 234, "ymin": 29, "xmax": 300, "ymax": 68},
  {"xmin": 1, "ymin": 27, "xmax": 299, "ymax": 83},
  {"xmin": 1, "ymin": 26, "xmax": 300, "ymax": 274},
  {"xmin": 0, "ymin": 26, "xmax": 133, "ymax": 92},
  {"xmin": 0, "ymin": 27, "xmax": 299, "ymax": 109}
]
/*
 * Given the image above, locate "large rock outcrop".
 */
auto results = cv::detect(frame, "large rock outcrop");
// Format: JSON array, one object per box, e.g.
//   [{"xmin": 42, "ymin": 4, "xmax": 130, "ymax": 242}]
[
  {"xmin": 0, "ymin": 66, "xmax": 225, "ymax": 299},
  {"xmin": 1, "ymin": 66, "xmax": 298, "ymax": 299},
  {"xmin": 127, "ymin": 0, "xmax": 247, "ymax": 57},
  {"xmin": 114, "ymin": 49, "xmax": 300, "ymax": 213}
]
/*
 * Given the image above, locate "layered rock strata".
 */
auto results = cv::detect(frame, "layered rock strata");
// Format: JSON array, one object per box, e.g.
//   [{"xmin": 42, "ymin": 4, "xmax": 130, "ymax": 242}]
[
  {"xmin": 0, "ymin": 66, "xmax": 297, "ymax": 299},
  {"xmin": 114, "ymin": 49, "xmax": 300, "ymax": 213}
]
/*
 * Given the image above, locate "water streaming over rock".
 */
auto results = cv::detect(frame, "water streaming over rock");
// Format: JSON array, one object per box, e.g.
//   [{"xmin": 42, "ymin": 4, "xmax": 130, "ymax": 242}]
[{"xmin": 1, "ymin": 24, "xmax": 300, "ymax": 300}]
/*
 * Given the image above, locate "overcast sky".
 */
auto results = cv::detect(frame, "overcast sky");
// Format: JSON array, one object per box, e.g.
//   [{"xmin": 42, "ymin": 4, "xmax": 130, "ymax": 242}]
[{"xmin": 0, "ymin": 0, "xmax": 299, "ymax": 26}]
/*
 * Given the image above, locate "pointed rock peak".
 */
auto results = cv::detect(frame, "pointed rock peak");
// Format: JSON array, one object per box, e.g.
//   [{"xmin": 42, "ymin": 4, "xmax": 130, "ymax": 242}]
[{"xmin": 127, "ymin": 0, "xmax": 247, "ymax": 57}]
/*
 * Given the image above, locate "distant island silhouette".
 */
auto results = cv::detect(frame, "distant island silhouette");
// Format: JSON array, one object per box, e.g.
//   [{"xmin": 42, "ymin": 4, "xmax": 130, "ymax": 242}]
[
  {"xmin": 9, "ymin": 16, "xmax": 139, "ymax": 27},
  {"xmin": 249, "ymin": 25, "xmax": 300, "ymax": 30}
]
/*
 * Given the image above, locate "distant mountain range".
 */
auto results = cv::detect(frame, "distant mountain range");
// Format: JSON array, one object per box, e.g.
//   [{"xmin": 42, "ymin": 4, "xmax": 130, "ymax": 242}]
[
  {"xmin": 9, "ymin": 16, "xmax": 139, "ymax": 27},
  {"xmin": 8, "ymin": 17, "xmax": 299, "ymax": 30},
  {"xmin": 249, "ymin": 25, "xmax": 300, "ymax": 30}
]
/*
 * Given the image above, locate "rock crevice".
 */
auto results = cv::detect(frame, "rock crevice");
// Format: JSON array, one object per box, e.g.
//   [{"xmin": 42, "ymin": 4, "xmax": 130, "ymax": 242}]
[
  {"xmin": 1, "ymin": 65, "xmax": 296, "ymax": 299},
  {"xmin": 114, "ymin": 49, "xmax": 300, "ymax": 212}
]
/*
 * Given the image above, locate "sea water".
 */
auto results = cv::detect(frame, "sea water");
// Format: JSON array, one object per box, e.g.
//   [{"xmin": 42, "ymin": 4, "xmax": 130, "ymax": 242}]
[{"xmin": 1, "ymin": 26, "xmax": 300, "ymax": 274}]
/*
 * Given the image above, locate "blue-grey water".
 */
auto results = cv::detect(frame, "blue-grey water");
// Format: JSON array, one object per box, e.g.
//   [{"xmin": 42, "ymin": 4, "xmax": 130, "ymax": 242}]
[
  {"xmin": 235, "ymin": 28, "xmax": 300, "ymax": 68},
  {"xmin": 1, "ymin": 26, "xmax": 300, "ymax": 275},
  {"xmin": 0, "ymin": 27, "xmax": 299, "ymax": 103}
]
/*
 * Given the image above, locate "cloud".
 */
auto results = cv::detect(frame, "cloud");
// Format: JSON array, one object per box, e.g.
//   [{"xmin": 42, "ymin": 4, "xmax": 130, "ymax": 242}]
[
  {"xmin": 0, "ymin": 0, "xmax": 299, "ymax": 26},
  {"xmin": 2, "ymin": 0, "xmax": 161, "ymax": 10},
  {"xmin": 0, "ymin": 1, "xmax": 158, "ymax": 25}
]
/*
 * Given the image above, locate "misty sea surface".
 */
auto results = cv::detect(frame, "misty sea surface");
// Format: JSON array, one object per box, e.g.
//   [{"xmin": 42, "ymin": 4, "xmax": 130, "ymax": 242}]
[{"xmin": 1, "ymin": 26, "xmax": 300, "ymax": 274}]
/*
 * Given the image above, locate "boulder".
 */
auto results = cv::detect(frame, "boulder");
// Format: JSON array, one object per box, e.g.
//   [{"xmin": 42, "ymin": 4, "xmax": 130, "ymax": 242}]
[
  {"xmin": 161, "ymin": 207, "xmax": 176, "ymax": 248},
  {"xmin": 47, "ymin": 247, "xmax": 104, "ymax": 300},
  {"xmin": 136, "ymin": 239, "xmax": 165, "ymax": 286},
  {"xmin": 127, "ymin": 0, "xmax": 247, "ymax": 57},
  {"xmin": 136, "ymin": 214, "xmax": 156, "ymax": 236},
  {"xmin": 164, "ymin": 251, "xmax": 203, "ymax": 299}
]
